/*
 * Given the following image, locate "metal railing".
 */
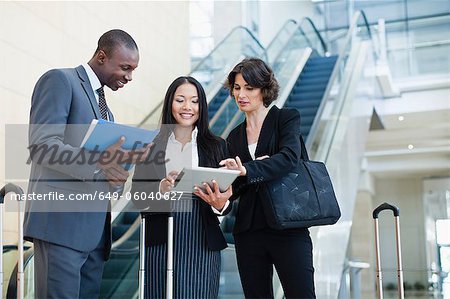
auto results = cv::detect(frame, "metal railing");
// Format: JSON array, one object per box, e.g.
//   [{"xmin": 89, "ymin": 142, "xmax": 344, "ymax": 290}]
[
  {"xmin": 216, "ymin": 16, "xmax": 330, "ymax": 138},
  {"xmin": 307, "ymin": 10, "xmax": 379, "ymax": 156},
  {"xmin": 139, "ymin": 26, "xmax": 267, "ymax": 127}
]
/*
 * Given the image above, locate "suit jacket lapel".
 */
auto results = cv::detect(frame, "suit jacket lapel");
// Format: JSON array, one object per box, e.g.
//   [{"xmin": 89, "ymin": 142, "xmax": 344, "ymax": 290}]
[
  {"xmin": 255, "ymin": 106, "xmax": 278, "ymax": 158},
  {"xmin": 237, "ymin": 122, "xmax": 253, "ymax": 162},
  {"xmin": 76, "ymin": 65, "xmax": 102, "ymax": 120},
  {"xmin": 150, "ymin": 135, "xmax": 168, "ymax": 179}
]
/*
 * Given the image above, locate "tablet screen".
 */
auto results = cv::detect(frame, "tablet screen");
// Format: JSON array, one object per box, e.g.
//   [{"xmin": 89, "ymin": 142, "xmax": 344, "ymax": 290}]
[{"xmin": 173, "ymin": 166, "xmax": 240, "ymax": 193}]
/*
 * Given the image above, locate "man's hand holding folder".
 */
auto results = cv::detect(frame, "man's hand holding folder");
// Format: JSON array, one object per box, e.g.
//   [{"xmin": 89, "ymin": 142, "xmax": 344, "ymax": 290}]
[
  {"xmin": 80, "ymin": 119, "xmax": 158, "ymax": 187},
  {"xmin": 97, "ymin": 136, "xmax": 152, "ymax": 187}
]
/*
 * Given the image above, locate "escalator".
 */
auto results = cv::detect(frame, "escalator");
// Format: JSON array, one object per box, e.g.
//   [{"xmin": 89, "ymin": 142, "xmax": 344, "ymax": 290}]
[
  {"xmin": 208, "ymin": 19, "xmax": 301, "ymax": 135},
  {"xmin": 284, "ymin": 55, "xmax": 338, "ymax": 138},
  {"xmin": 210, "ymin": 17, "xmax": 329, "ymax": 139},
  {"xmin": 100, "ymin": 212, "xmax": 140, "ymax": 298}
]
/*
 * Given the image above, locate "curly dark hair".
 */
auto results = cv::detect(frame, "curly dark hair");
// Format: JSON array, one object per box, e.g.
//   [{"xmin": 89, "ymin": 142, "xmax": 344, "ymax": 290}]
[{"xmin": 225, "ymin": 57, "xmax": 279, "ymax": 108}]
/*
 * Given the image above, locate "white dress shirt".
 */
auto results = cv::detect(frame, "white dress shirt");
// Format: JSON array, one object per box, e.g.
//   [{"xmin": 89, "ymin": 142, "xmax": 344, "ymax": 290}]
[
  {"xmin": 163, "ymin": 128, "xmax": 229, "ymax": 215},
  {"xmin": 248, "ymin": 143, "xmax": 257, "ymax": 160},
  {"xmin": 82, "ymin": 63, "xmax": 109, "ymax": 121}
]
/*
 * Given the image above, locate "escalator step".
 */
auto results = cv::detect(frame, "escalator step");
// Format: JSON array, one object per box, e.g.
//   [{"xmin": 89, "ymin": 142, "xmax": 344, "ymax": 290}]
[
  {"xmin": 285, "ymin": 104, "xmax": 319, "ymax": 113},
  {"xmin": 102, "ymin": 258, "xmax": 134, "ymax": 279},
  {"xmin": 289, "ymin": 106, "xmax": 319, "ymax": 116},
  {"xmin": 291, "ymin": 84, "xmax": 327, "ymax": 94},
  {"xmin": 121, "ymin": 212, "xmax": 139, "ymax": 225},
  {"xmin": 299, "ymin": 70, "xmax": 334, "ymax": 80},
  {"xmin": 307, "ymin": 56, "xmax": 338, "ymax": 64},
  {"xmin": 286, "ymin": 97, "xmax": 321, "ymax": 107},
  {"xmin": 299, "ymin": 115, "xmax": 316, "ymax": 126},
  {"xmin": 294, "ymin": 77, "xmax": 328, "ymax": 90},
  {"xmin": 297, "ymin": 77, "xmax": 330, "ymax": 85},
  {"xmin": 289, "ymin": 90, "xmax": 325, "ymax": 100},
  {"xmin": 100, "ymin": 278, "xmax": 137, "ymax": 299},
  {"xmin": 208, "ymin": 88, "xmax": 230, "ymax": 119},
  {"xmin": 121, "ymin": 240, "xmax": 139, "ymax": 250},
  {"xmin": 111, "ymin": 224, "xmax": 129, "ymax": 241},
  {"xmin": 303, "ymin": 64, "xmax": 336, "ymax": 73},
  {"xmin": 300, "ymin": 125, "xmax": 311, "ymax": 134}
]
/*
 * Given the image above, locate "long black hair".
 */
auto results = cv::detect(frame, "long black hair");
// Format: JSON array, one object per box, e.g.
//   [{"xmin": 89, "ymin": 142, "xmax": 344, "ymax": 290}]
[{"xmin": 159, "ymin": 76, "xmax": 223, "ymax": 158}]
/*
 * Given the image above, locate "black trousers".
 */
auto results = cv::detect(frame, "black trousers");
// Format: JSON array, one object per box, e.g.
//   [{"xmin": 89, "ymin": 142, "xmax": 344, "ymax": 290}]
[{"xmin": 234, "ymin": 228, "xmax": 315, "ymax": 299}]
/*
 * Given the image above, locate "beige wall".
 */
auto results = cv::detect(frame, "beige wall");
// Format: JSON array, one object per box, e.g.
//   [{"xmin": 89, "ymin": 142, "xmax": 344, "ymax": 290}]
[
  {"xmin": 351, "ymin": 176, "xmax": 429, "ymax": 294},
  {"xmin": 258, "ymin": 0, "xmax": 317, "ymax": 46},
  {"xmin": 349, "ymin": 190, "xmax": 376, "ymax": 297},
  {"xmin": 0, "ymin": 1, "xmax": 190, "ymax": 244}
]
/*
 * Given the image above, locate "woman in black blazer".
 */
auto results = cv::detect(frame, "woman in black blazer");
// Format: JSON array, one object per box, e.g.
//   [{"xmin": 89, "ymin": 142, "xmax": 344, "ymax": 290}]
[
  {"xmin": 221, "ymin": 58, "xmax": 316, "ymax": 298},
  {"xmin": 131, "ymin": 76, "xmax": 232, "ymax": 298}
]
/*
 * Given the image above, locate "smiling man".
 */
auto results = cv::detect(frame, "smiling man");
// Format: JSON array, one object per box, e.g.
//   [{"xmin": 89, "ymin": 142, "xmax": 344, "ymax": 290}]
[{"xmin": 24, "ymin": 29, "xmax": 144, "ymax": 299}]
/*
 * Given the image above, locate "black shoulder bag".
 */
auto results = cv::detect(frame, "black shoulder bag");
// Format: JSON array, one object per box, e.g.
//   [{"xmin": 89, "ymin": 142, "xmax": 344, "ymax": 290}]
[{"xmin": 262, "ymin": 114, "xmax": 341, "ymax": 229}]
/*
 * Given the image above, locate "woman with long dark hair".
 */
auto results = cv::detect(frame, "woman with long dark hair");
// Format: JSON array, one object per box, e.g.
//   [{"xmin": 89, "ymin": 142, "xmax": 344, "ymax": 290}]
[{"xmin": 131, "ymin": 76, "xmax": 232, "ymax": 298}]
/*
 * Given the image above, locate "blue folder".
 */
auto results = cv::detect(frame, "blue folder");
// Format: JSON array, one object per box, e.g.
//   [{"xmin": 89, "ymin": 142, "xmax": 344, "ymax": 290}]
[{"xmin": 80, "ymin": 119, "xmax": 159, "ymax": 151}]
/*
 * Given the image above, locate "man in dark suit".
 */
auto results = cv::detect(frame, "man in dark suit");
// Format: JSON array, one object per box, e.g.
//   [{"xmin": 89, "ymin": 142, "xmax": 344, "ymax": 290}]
[{"xmin": 24, "ymin": 29, "xmax": 148, "ymax": 298}]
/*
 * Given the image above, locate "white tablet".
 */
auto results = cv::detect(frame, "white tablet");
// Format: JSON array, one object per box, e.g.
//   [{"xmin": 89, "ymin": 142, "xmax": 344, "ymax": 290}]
[{"xmin": 173, "ymin": 166, "xmax": 241, "ymax": 193}]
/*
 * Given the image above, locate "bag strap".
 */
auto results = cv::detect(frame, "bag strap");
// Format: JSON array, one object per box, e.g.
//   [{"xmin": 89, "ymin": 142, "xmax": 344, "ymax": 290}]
[
  {"xmin": 299, "ymin": 135, "xmax": 310, "ymax": 161},
  {"xmin": 278, "ymin": 108, "xmax": 310, "ymax": 162}
]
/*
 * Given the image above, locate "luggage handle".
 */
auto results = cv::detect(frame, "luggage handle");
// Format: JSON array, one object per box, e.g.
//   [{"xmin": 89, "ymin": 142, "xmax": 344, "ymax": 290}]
[
  {"xmin": 0, "ymin": 183, "xmax": 25, "ymax": 201},
  {"xmin": 372, "ymin": 202, "xmax": 400, "ymax": 219},
  {"xmin": 373, "ymin": 202, "xmax": 404, "ymax": 299},
  {"xmin": 1, "ymin": 183, "xmax": 25, "ymax": 299}
]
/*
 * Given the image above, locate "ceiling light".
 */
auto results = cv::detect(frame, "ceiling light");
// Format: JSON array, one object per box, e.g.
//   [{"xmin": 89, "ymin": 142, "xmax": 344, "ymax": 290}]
[
  {"xmin": 408, "ymin": 144, "xmax": 414, "ymax": 150},
  {"xmin": 398, "ymin": 116, "xmax": 404, "ymax": 121}
]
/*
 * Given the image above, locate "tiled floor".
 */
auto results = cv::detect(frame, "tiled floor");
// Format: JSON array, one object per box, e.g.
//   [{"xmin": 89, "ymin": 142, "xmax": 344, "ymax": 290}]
[{"xmin": 383, "ymin": 290, "xmax": 448, "ymax": 299}]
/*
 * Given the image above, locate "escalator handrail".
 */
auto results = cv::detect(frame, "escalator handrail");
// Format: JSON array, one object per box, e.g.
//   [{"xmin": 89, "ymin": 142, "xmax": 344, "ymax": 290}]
[
  {"xmin": 305, "ymin": 10, "xmax": 378, "ymax": 151},
  {"xmin": 111, "ymin": 217, "xmax": 140, "ymax": 250},
  {"xmin": 209, "ymin": 20, "xmax": 303, "ymax": 128},
  {"xmin": 138, "ymin": 26, "xmax": 267, "ymax": 127},
  {"xmin": 218, "ymin": 17, "xmax": 328, "ymax": 137},
  {"xmin": 333, "ymin": 10, "xmax": 377, "ymax": 60},
  {"xmin": 266, "ymin": 19, "xmax": 297, "ymax": 51},
  {"xmin": 192, "ymin": 26, "xmax": 267, "ymax": 73},
  {"xmin": 138, "ymin": 101, "xmax": 163, "ymax": 127},
  {"xmin": 269, "ymin": 17, "xmax": 328, "ymax": 66},
  {"xmin": 301, "ymin": 17, "xmax": 328, "ymax": 54},
  {"xmin": 319, "ymin": 12, "xmax": 450, "ymax": 33},
  {"xmin": 6, "ymin": 247, "xmax": 34, "ymax": 299},
  {"xmin": 2, "ymin": 244, "xmax": 31, "ymax": 254}
]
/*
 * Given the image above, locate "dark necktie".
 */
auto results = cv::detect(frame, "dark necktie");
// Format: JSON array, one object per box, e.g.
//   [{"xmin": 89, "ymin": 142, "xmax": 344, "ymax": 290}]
[{"xmin": 96, "ymin": 87, "xmax": 109, "ymax": 120}]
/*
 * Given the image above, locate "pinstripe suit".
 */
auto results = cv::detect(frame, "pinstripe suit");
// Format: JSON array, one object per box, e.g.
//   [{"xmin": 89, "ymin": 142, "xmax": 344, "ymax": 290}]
[{"xmin": 132, "ymin": 135, "xmax": 230, "ymax": 298}]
